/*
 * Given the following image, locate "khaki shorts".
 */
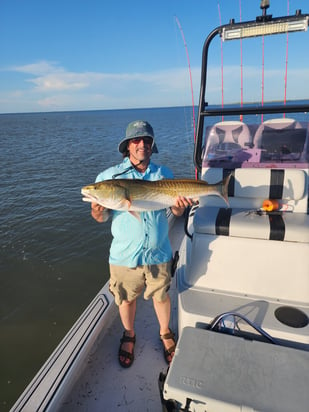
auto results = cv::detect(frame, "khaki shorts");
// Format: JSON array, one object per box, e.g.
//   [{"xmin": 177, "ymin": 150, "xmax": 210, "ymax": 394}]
[{"xmin": 109, "ymin": 261, "xmax": 172, "ymax": 306}]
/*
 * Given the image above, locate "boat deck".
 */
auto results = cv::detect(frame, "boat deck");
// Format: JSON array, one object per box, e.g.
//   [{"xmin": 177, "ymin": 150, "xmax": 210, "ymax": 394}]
[{"xmin": 58, "ymin": 216, "xmax": 185, "ymax": 412}]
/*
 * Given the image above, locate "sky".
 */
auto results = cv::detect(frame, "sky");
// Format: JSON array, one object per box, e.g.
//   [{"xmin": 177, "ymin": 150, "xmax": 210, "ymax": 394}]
[{"xmin": 0, "ymin": 0, "xmax": 308, "ymax": 114}]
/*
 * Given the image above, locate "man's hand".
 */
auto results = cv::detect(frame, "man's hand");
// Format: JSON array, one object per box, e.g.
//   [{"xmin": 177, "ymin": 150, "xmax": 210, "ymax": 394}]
[
  {"xmin": 171, "ymin": 196, "xmax": 197, "ymax": 217},
  {"xmin": 91, "ymin": 203, "xmax": 105, "ymax": 222}
]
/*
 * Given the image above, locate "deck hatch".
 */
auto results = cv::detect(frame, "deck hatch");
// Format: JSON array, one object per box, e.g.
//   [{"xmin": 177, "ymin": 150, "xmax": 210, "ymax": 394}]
[{"xmin": 275, "ymin": 306, "xmax": 309, "ymax": 328}]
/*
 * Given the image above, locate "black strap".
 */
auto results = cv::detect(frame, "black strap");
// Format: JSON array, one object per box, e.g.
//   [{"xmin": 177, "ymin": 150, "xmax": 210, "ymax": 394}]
[
  {"xmin": 215, "ymin": 207, "xmax": 285, "ymax": 241},
  {"xmin": 215, "ymin": 208, "xmax": 232, "ymax": 236},
  {"xmin": 269, "ymin": 214, "xmax": 285, "ymax": 241},
  {"xmin": 269, "ymin": 169, "xmax": 284, "ymax": 199},
  {"xmin": 112, "ymin": 166, "xmax": 134, "ymax": 179}
]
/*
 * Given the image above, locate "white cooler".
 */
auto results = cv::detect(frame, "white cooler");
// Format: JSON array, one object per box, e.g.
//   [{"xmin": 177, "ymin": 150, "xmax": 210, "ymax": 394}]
[{"xmin": 163, "ymin": 326, "xmax": 309, "ymax": 411}]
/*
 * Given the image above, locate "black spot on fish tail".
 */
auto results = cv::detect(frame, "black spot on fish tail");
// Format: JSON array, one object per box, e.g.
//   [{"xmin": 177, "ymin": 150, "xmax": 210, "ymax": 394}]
[{"xmin": 221, "ymin": 174, "xmax": 231, "ymax": 206}]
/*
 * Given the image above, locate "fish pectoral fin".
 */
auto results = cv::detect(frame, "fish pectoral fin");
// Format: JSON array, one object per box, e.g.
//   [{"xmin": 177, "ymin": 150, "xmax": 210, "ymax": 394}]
[
  {"xmin": 113, "ymin": 198, "xmax": 132, "ymax": 211},
  {"xmin": 122, "ymin": 199, "xmax": 132, "ymax": 210}
]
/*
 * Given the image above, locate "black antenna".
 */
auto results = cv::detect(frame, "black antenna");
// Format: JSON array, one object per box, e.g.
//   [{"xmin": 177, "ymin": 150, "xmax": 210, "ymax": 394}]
[
  {"xmin": 260, "ymin": 0, "xmax": 270, "ymax": 16},
  {"xmin": 258, "ymin": 0, "xmax": 271, "ymax": 22}
]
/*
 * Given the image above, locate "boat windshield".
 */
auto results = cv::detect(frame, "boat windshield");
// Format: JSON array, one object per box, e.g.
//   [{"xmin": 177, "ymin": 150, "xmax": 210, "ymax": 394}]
[{"xmin": 202, "ymin": 119, "xmax": 309, "ymax": 169}]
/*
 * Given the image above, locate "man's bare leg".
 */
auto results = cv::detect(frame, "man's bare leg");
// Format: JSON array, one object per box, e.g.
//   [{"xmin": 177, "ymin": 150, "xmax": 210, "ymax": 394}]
[
  {"xmin": 118, "ymin": 299, "xmax": 136, "ymax": 366},
  {"xmin": 152, "ymin": 294, "xmax": 175, "ymax": 363}
]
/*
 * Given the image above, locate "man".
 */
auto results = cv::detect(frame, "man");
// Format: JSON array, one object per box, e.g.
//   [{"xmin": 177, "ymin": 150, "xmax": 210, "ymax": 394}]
[{"xmin": 91, "ymin": 120, "xmax": 192, "ymax": 367}]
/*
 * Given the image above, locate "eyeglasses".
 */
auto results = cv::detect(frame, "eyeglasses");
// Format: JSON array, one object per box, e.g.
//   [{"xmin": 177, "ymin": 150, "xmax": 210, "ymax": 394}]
[{"xmin": 129, "ymin": 137, "xmax": 153, "ymax": 146}]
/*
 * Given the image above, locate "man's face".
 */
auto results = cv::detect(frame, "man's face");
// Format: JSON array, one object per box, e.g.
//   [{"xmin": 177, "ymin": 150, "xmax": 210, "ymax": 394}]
[{"xmin": 128, "ymin": 137, "xmax": 153, "ymax": 164}]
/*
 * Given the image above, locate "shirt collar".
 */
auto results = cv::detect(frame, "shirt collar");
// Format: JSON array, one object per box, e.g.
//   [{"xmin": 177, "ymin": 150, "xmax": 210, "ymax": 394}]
[{"xmin": 122, "ymin": 157, "xmax": 154, "ymax": 176}]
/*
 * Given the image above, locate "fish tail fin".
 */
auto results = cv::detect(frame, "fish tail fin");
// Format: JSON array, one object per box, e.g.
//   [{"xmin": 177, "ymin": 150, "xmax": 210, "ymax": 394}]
[{"xmin": 220, "ymin": 174, "xmax": 231, "ymax": 207}]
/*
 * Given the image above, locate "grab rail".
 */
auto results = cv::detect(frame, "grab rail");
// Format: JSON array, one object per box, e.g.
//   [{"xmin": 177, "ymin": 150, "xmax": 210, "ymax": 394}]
[{"xmin": 209, "ymin": 311, "xmax": 278, "ymax": 344}]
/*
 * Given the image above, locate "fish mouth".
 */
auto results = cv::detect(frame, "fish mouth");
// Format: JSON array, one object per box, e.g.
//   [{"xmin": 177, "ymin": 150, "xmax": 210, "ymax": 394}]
[{"xmin": 81, "ymin": 189, "xmax": 98, "ymax": 203}]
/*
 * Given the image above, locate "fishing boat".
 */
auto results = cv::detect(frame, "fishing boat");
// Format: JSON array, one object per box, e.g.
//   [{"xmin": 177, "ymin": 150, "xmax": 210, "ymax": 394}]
[{"xmin": 11, "ymin": 2, "xmax": 309, "ymax": 411}]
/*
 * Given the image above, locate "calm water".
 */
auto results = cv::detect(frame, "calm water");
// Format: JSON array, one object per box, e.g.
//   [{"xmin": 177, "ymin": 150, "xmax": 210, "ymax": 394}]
[{"xmin": 0, "ymin": 107, "xmax": 196, "ymax": 410}]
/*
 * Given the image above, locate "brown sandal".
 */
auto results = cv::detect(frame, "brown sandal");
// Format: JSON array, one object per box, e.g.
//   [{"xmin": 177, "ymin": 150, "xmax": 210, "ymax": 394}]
[
  {"xmin": 118, "ymin": 332, "xmax": 136, "ymax": 368},
  {"xmin": 160, "ymin": 329, "xmax": 176, "ymax": 364}
]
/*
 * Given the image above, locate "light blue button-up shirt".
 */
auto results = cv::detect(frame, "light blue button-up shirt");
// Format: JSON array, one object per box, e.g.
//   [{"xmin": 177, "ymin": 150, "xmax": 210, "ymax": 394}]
[{"xmin": 95, "ymin": 157, "xmax": 174, "ymax": 267}]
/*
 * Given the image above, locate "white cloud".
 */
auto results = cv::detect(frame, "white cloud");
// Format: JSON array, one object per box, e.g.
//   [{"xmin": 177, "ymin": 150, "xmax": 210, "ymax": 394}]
[
  {"xmin": 11, "ymin": 61, "xmax": 64, "ymax": 75},
  {"xmin": 1, "ymin": 59, "xmax": 308, "ymax": 113},
  {"xmin": 2, "ymin": 61, "xmax": 199, "ymax": 111},
  {"xmin": 29, "ymin": 73, "xmax": 89, "ymax": 91}
]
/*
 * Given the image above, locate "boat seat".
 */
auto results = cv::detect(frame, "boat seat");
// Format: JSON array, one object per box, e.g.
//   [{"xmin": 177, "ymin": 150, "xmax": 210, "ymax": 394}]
[
  {"xmin": 253, "ymin": 118, "xmax": 308, "ymax": 162},
  {"xmin": 203, "ymin": 121, "xmax": 252, "ymax": 159},
  {"xmin": 193, "ymin": 205, "xmax": 309, "ymax": 242},
  {"xmin": 227, "ymin": 168, "xmax": 306, "ymax": 200},
  {"xmin": 196, "ymin": 167, "xmax": 309, "ymax": 241},
  {"xmin": 201, "ymin": 167, "xmax": 308, "ymax": 213}
]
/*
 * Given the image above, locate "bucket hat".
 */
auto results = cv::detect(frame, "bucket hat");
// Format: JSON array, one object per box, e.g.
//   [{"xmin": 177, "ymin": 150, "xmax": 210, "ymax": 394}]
[{"xmin": 118, "ymin": 120, "xmax": 158, "ymax": 153}]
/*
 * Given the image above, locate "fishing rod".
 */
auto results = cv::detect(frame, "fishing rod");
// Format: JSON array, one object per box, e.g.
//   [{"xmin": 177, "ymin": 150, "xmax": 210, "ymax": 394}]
[
  {"xmin": 174, "ymin": 15, "xmax": 197, "ymax": 178},
  {"xmin": 218, "ymin": 0, "xmax": 244, "ymax": 121},
  {"xmin": 239, "ymin": 0, "xmax": 243, "ymax": 121},
  {"xmin": 217, "ymin": 0, "xmax": 290, "ymax": 123},
  {"xmin": 261, "ymin": 0, "xmax": 290, "ymax": 121}
]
